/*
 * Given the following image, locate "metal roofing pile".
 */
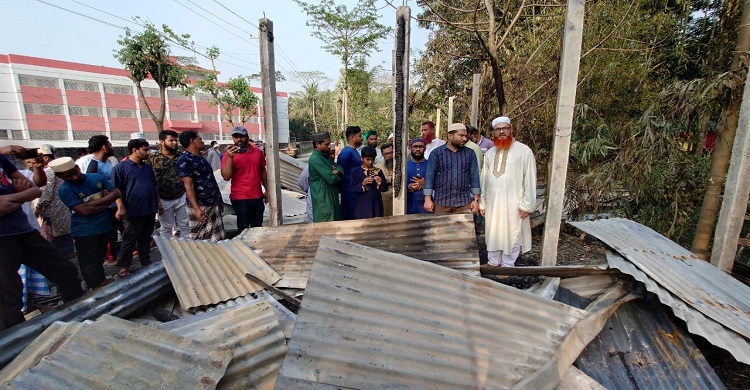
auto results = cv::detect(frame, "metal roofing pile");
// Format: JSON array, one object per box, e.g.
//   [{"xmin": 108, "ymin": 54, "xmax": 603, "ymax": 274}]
[
  {"xmin": 278, "ymin": 152, "xmax": 306, "ymax": 195},
  {"xmin": 240, "ymin": 213, "xmax": 481, "ymax": 288},
  {"xmin": 275, "ymin": 237, "xmax": 619, "ymax": 389},
  {"xmin": 0, "ymin": 315, "xmax": 233, "ymax": 389},
  {"xmin": 154, "ymin": 236, "xmax": 281, "ymax": 312},
  {"xmin": 570, "ymin": 218, "xmax": 750, "ymax": 364}
]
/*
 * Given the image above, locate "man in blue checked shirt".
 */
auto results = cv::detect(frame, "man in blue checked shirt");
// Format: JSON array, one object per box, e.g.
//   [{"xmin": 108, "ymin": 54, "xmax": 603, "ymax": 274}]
[{"xmin": 423, "ymin": 123, "xmax": 481, "ymax": 214}]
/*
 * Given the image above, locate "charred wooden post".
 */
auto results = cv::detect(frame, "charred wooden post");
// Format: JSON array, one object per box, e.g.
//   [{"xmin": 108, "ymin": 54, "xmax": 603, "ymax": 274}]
[{"xmin": 392, "ymin": 7, "xmax": 410, "ymax": 216}]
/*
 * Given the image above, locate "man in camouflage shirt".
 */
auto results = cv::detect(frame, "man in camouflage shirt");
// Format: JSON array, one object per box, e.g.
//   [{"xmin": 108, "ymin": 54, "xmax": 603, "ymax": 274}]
[{"xmin": 148, "ymin": 130, "xmax": 190, "ymax": 238}]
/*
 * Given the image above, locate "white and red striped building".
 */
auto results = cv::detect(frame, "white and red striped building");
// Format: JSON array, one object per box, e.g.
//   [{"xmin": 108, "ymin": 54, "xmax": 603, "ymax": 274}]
[{"xmin": 0, "ymin": 54, "xmax": 289, "ymax": 147}]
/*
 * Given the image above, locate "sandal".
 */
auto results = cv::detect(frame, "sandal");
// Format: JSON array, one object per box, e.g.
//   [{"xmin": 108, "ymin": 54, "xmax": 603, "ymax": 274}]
[{"xmin": 117, "ymin": 267, "xmax": 131, "ymax": 278}]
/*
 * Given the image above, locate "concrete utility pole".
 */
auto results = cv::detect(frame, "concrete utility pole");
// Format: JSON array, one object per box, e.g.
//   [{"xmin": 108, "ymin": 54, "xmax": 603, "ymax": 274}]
[
  {"xmin": 711, "ymin": 72, "xmax": 750, "ymax": 271},
  {"xmin": 470, "ymin": 73, "xmax": 480, "ymax": 127},
  {"xmin": 446, "ymin": 96, "xmax": 455, "ymax": 139},
  {"xmin": 392, "ymin": 6, "xmax": 410, "ymax": 216},
  {"xmin": 259, "ymin": 18, "xmax": 283, "ymax": 226},
  {"xmin": 436, "ymin": 108, "xmax": 441, "ymax": 139},
  {"xmin": 541, "ymin": 0, "xmax": 585, "ymax": 266}
]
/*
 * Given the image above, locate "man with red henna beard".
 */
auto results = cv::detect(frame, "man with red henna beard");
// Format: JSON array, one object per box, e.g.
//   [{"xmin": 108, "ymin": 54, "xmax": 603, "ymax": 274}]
[
  {"xmin": 479, "ymin": 116, "xmax": 537, "ymax": 267},
  {"xmin": 421, "ymin": 120, "xmax": 446, "ymax": 160}
]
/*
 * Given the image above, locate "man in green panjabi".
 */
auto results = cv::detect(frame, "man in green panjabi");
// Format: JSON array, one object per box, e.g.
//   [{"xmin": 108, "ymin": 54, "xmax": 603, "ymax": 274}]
[{"xmin": 308, "ymin": 131, "xmax": 344, "ymax": 222}]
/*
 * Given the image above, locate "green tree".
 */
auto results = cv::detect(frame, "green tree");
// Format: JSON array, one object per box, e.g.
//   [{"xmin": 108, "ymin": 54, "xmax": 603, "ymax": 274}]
[
  {"xmin": 290, "ymin": 70, "xmax": 329, "ymax": 132},
  {"xmin": 181, "ymin": 46, "xmax": 260, "ymax": 129},
  {"xmin": 115, "ymin": 20, "xmax": 191, "ymax": 132},
  {"xmin": 294, "ymin": 0, "xmax": 391, "ymax": 127}
]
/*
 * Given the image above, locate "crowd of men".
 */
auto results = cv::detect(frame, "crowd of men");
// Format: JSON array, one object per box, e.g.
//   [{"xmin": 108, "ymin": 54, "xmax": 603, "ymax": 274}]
[
  {"xmin": 0, "ymin": 115, "xmax": 536, "ymax": 332},
  {"xmin": 305, "ymin": 116, "xmax": 537, "ymax": 269}
]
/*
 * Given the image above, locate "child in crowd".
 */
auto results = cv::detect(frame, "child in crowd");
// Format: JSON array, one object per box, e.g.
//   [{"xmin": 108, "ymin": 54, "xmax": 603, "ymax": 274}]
[{"xmin": 349, "ymin": 146, "xmax": 388, "ymax": 219}]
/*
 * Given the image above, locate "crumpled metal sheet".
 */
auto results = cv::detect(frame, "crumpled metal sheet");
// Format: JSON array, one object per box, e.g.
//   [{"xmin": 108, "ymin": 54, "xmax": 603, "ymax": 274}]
[
  {"xmin": 570, "ymin": 218, "xmax": 750, "ymax": 339},
  {"xmin": 0, "ymin": 322, "xmax": 84, "ymax": 384},
  {"xmin": 154, "ymin": 236, "xmax": 281, "ymax": 313},
  {"xmin": 159, "ymin": 299, "xmax": 287, "ymax": 390},
  {"xmin": 2, "ymin": 315, "xmax": 232, "ymax": 389},
  {"xmin": 241, "ymin": 214, "xmax": 480, "ymax": 288},
  {"xmin": 606, "ymin": 251, "xmax": 750, "ymax": 364},
  {"xmin": 276, "ymin": 238, "xmax": 602, "ymax": 389},
  {"xmin": 0, "ymin": 261, "xmax": 172, "ymax": 370},
  {"xmin": 556, "ymin": 288, "xmax": 726, "ymax": 390},
  {"xmin": 278, "ymin": 152, "xmax": 306, "ymax": 195}
]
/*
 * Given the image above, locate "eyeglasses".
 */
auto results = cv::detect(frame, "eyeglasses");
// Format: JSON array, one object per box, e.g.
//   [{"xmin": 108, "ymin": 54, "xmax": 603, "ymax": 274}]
[{"xmin": 492, "ymin": 127, "xmax": 511, "ymax": 132}]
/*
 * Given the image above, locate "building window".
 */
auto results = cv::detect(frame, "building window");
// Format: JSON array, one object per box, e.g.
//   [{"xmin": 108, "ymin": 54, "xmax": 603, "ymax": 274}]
[
  {"xmin": 107, "ymin": 108, "xmax": 136, "ymax": 118},
  {"xmin": 167, "ymin": 89, "xmax": 191, "ymax": 100},
  {"xmin": 18, "ymin": 74, "xmax": 58, "ymax": 89},
  {"xmin": 103, "ymin": 83, "xmax": 133, "ymax": 95},
  {"xmin": 0, "ymin": 130, "xmax": 9, "ymax": 140},
  {"xmin": 170, "ymin": 111, "xmax": 194, "ymax": 121},
  {"xmin": 69, "ymin": 106, "xmax": 103, "ymax": 117},
  {"xmin": 196, "ymin": 92, "xmax": 213, "ymax": 102},
  {"xmin": 24, "ymin": 103, "xmax": 64, "ymax": 115},
  {"xmin": 199, "ymin": 113, "xmax": 218, "ymax": 122},
  {"xmin": 141, "ymin": 88, "xmax": 161, "ymax": 98},
  {"xmin": 64, "ymin": 79, "xmax": 99, "ymax": 93}
]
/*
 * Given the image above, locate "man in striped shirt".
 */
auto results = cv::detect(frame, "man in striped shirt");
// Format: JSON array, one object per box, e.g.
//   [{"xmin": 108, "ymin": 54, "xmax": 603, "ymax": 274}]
[{"xmin": 423, "ymin": 123, "xmax": 481, "ymax": 214}]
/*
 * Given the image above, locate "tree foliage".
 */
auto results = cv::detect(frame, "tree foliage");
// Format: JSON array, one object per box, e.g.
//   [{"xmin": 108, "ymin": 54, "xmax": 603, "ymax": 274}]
[
  {"xmin": 181, "ymin": 46, "xmax": 260, "ymax": 128},
  {"xmin": 294, "ymin": 0, "xmax": 391, "ymax": 126},
  {"xmin": 115, "ymin": 19, "xmax": 191, "ymax": 131}
]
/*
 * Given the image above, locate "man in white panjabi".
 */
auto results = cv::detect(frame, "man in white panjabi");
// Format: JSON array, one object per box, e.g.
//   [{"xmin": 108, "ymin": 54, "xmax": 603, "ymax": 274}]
[{"xmin": 479, "ymin": 116, "xmax": 537, "ymax": 267}]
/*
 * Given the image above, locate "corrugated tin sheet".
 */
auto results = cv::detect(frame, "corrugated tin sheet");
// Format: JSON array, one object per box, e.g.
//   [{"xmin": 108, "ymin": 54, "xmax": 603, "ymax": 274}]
[
  {"xmin": 159, "ymin": 298, "xmax": 288, "ymax": 390},
  {"xmin": 276, "ymin": 237, "xmax": 594, "ymax": 389},
  {"xmin": 154, "ymin": 236, "xmax": 281, "ymax": 312},
  {"xmin": 279, "ymin": 152, "xmax": 306, "ymax": 195},
  {"xmin": 570, "ymin": 218, "xmax": 750, "ymax": 339},
  {"xmin": 2, "ymin": 315, "xmax": 232, "ymax": 389},
  {"xmin": 606, "ymin": 251, "xmax": 750, "ymax": 364},
  {"xmin": 241, "ymin": 214, "xmax": 480, "ymax": 288},
  {"xmin": 0, "ymin": 261, "xmax": 172, "ymax": 370},
  {"xmin": 556, "ymin": 289, "xmax": 726, "ymax": 390},
  {"xmin": 0, "ymin": 322, "xmax": 84, "ymax": 383}
]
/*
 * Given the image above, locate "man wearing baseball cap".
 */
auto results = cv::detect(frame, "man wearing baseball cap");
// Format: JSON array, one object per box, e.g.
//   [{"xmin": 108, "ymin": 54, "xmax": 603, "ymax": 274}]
[{"xmin": 221, "ymin": 125, "xmax": 269, "ymax": 231}]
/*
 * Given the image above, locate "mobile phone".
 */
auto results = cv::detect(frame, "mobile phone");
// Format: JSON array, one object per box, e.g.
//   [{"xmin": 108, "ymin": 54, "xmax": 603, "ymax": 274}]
[
  {"xmin": 415, "ymin": 174, "xmax": 422, "ymax": 179},
  {"xmin": 238, "ymin": 146, "xmax": 248, "ymax": 153},
  {"xmin": 23, "ymin": 149, "xmax": 39, "ymax": 159}
]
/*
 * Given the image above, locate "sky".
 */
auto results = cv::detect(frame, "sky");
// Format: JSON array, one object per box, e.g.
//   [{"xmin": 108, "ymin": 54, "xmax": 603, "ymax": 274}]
[{"xmin": 0, "ymin": 0, "xmax": 428, "ymax": 94}]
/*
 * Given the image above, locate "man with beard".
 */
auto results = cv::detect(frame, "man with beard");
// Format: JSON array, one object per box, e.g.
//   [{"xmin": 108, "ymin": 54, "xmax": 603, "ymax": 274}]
[
  {"xmin": 221, "ymin": 126, "xmax": 269, "ymax": 231},
  {"xmin": 112, "ymin": 139, "xmax": 158, "ymax": 278},
  {"xmin": 421, "ymin": 121, "xmax": 446, "ymax": 159},
  {"xmin": 53, "ymin": 157, "xmax": 122, "ymax": 290},
  {"xmin": 406, "ymin": 138, "xmax": 428, "ymax": 214},
  {"xmin": 76, "ymin": 135, "xmax": 123, "ymax": 264},
  {"xmin": 177, "ymin": 130, "xmax": 225, "ymax": 241},
  {"xmin": 337, "ymin": 125, "xmax": 363, "ymax": 220},
  {"xmin": 479, "ymin": 116, "xmax": 537, "ymax": 267},
  {"xmin": 298, "ymin": 142, "xmax": 336, "ymax": 223},
  {"xmin": 423, "ymin": 123, "xmax": 481, "ymax": 214},
  {"xmin": 37, "ymin": 145, "xmax": 76, "ymax": 258},
  {"xmin": 308, "ymin": 131, "xmax": 344, "ymax": 222},
  {"xmin": 360, "ymin": 130, "xmax": 384, "ymax": 164},
  {"xmin": 374, "ymin": 143, "xmax": 394, "ymax": 216},
  {"xmin": 148, "ymin": 130, "xmax": 190, "ymax": 239}
]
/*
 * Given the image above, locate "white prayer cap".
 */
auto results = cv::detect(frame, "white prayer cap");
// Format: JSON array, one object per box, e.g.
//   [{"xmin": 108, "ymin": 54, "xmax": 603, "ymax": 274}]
[
  {"xmin": 387, "ymin": 132, "xmax": 394, "ymax": 140},
  {"xmin": 48, "ymin": 157, "xmax": 76, "ymax": 173},
  {"xmin": 38, "ymin": 144, "xmax": 54, "ymax": 155},
  {"xmin": 448, "ymin": 123, "xmax": 466, "ymax": 133},
  {"xmin": 130, "ymin": 132, "xmax": 146, "ymax": 140},
  {"xmin": 491, "ymin": 116, "xmax": 511, "ymax": 127}
]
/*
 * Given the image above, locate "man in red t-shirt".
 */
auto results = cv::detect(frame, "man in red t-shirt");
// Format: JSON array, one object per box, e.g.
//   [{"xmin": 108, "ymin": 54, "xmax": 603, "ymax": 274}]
[{"xmin": 221, "ymin": 126, "xmax": 269, "ymax": 231}]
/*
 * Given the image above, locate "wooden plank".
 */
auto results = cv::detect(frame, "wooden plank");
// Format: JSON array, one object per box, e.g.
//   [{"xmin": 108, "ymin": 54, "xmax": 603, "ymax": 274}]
[
  {"xmin": 711, "ymin": 60, "xmax": 750, "ymax": 270},
  {"xmin": 541, "ymin": 0, "xmax": 586, "ymax": 265},
  {"xmin": 480, "ymin": 265, "xmax": 615, "ymax": 278}
]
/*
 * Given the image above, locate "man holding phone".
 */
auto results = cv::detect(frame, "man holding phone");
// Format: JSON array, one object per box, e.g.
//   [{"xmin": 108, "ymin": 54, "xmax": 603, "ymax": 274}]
[
  {"xmin": 221, "ymin": 125, "xmax": 269, "ymax": 231},
  {"xmin": 406, "ymin": 138, "xmax": 428, "ymax": 214}
]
